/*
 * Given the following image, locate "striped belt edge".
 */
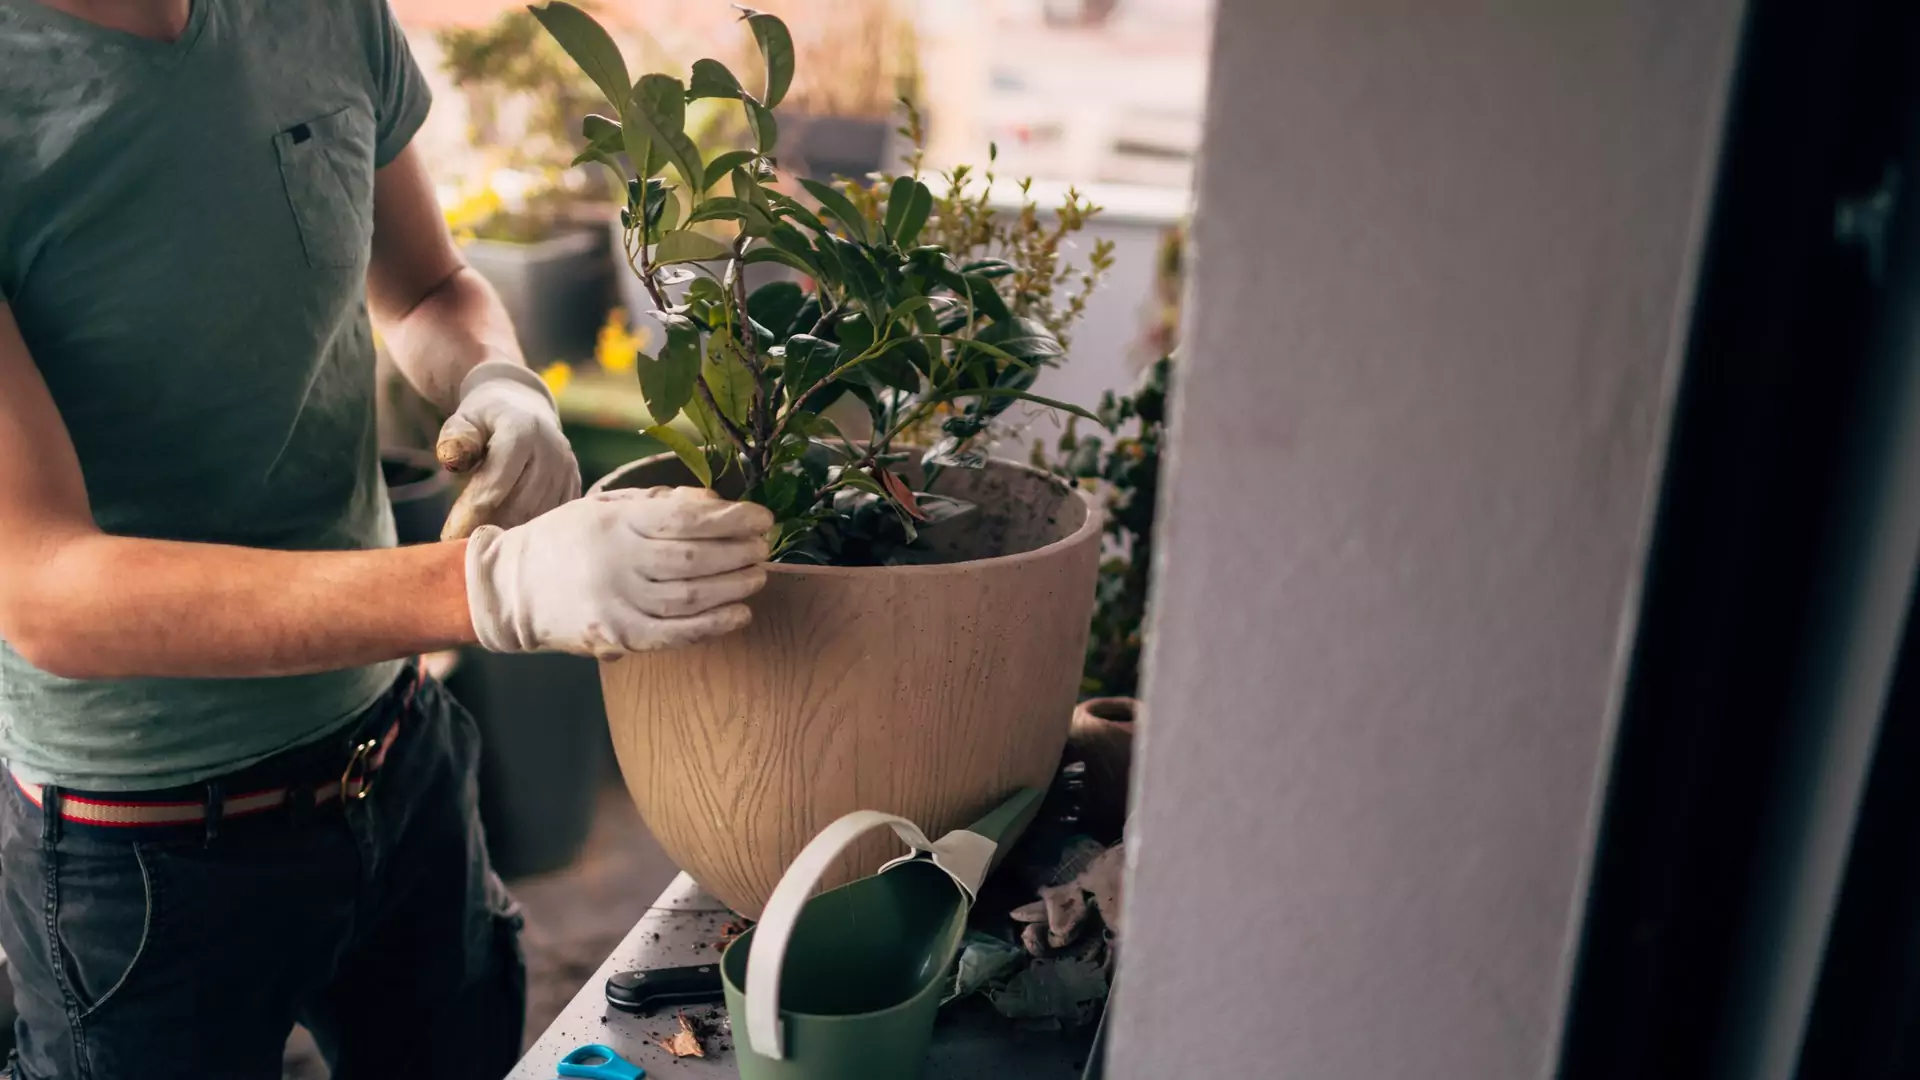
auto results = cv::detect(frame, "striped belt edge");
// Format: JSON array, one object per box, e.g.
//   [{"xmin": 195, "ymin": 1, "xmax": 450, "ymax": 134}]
[{"xmin": 11, "ymin": 718, "xmax": 402, "ymax": 829}]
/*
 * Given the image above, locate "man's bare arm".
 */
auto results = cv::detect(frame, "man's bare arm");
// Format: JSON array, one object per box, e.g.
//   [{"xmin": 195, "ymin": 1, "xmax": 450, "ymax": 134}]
[
  {"xmin": 367, "ymin": 143, "xmax": 525, "ymax": 413},
  {"xmin": 0, "ymin": 302, "xmax": 477, "ymax": 680}
]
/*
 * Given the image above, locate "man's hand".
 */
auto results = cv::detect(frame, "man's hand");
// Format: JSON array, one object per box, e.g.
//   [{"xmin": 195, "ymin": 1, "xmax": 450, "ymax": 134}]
[
  {"xmin": 466, "ymin": 487, "xmax": 774, "ymax": 659},
  {"xmin": 435, "ymin": 361, "xmax": 581, "ymax": 539},
  {"xmin": 366, "ymin": 146, "xmax": 580, "ymax": 538}
]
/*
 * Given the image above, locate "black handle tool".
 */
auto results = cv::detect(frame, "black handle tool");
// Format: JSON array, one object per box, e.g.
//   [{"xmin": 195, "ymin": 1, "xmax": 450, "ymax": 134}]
[{"xmin": 604, "ymin": 964, "xmax": 726, "ymax": 1015}]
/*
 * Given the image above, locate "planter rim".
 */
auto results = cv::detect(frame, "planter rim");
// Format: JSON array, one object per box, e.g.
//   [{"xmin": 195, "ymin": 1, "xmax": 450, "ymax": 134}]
[{"xmin": 591, "ymin": 452, "xmax": 1102, "ymax": 581}]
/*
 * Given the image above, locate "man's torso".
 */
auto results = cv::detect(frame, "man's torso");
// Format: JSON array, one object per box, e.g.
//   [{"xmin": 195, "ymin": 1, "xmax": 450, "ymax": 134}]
[{"xmin": 0, "ymin": 0, "xmax": 430, "ymax": 789}]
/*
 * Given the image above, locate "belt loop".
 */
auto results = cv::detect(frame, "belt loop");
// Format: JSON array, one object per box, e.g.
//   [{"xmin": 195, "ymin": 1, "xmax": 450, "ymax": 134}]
[
  {"xmin": 203, "ymin": 781, "xmax": 224, "ymax": 844},
  {"xmin": 40, "ymin": 785, "xmax": 62, "ymax": 845}
]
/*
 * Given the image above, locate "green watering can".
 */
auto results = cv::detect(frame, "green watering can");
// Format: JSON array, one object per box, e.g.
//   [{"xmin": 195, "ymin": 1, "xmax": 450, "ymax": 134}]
[{"xmin": 720, "ymin": 788, "xmax": 1044, "ymax": 1080}]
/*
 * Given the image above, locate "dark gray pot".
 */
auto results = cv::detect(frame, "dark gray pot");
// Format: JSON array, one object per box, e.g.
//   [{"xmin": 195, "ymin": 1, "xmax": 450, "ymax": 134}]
[
  {"xmin": 789, "ymin": 113, "xmax": 892, "ymax": 182},
  {"xmin": 446, "ymin": 651, "xmax": 612, "ymax": 879},
  {"xmin": 463, "ymin": 224, "xmax": 613, "ymax": 366},
  {"xmin": 381, "ymin": 447, "xmax": 454, "ymax": 545},
  {"xmin": 380, "ymin": 448, "xmax": 605, "ymax": 878}
]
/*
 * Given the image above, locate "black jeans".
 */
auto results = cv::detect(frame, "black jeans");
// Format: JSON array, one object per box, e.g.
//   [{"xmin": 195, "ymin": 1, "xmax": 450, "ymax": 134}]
[{"xmin": 0, "ymin": 674, "xmax": 526, "ymax": 1079}]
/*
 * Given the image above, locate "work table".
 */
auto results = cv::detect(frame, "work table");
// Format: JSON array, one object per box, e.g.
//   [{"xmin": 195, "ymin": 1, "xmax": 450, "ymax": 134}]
[{"xmin": 510, "ymin": 874, "xmax": 1100, "ymax": 1079}]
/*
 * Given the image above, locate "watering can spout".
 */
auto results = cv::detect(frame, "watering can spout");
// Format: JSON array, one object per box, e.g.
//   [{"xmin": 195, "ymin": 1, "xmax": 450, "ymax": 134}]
[{"xmin": 968, "ymin": 786, "xmax": 1045, "ymax": 851}]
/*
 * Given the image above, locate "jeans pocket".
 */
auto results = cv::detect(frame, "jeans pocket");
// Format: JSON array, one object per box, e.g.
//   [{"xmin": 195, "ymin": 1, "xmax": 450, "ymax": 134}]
[
  {"xmin": 273, "ymin": 105, "xmax": 376, "ymax": 270},
  {"xmin": 49, "ymin": 840, "xmax": 159, "ymax": 1020}
]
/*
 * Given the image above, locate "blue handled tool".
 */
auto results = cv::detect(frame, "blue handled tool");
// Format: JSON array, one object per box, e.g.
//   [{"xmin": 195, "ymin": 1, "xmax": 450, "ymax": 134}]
[{"xmin": 558, "ymin": 1043, "xmax": 644, "ymax": 1080}]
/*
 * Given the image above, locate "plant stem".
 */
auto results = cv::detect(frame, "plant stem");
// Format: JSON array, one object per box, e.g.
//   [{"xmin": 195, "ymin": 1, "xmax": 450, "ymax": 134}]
[
  {"xmin": 729, "ymin": 240, "xmax": 777, "ymax": 471},
  {"xmin": 695, "ymin": 375, "xmax": 760, "ymax": 484},
  {"xmin": 630, "ymin": 224, "xmax": 757, "ymax": 481}
]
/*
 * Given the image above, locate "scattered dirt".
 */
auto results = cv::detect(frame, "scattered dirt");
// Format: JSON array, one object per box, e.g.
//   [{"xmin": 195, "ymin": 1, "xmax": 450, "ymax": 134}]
[
  {"xmin": 717, "ymin": 917, "xmax": 752, "ymax": 950},
  {"xmin": 656, "ymin": 1011, "xmax": 707, "ymax": 1058}
]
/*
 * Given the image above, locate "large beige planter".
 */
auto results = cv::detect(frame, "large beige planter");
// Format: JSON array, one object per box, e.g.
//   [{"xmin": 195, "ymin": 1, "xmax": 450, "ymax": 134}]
[{"xmin": 593, "ymin": 455, "xmax": 1102, "ymax": 917}]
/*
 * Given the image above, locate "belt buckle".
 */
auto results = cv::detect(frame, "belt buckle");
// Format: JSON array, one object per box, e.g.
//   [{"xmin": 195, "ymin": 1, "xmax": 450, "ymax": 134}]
[{"xmin": 340, "ymin": 737, "xmax": 379, "ymax": 803}]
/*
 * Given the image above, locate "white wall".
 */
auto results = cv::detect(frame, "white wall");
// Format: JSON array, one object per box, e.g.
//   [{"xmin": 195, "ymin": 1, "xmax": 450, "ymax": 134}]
[{"xmin": 1110, "ymin": 2, "xmax": 1745, "ymax": 1077}]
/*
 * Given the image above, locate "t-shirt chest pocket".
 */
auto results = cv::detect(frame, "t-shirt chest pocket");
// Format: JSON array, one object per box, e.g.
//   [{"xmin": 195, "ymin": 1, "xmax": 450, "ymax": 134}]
[{"xmin": 274, "ymin": 106, "xmax": 376, "ymax": 270}]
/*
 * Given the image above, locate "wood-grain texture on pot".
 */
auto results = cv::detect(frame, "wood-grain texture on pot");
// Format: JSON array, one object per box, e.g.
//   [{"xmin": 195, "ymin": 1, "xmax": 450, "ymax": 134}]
[{"xmin": 597, "ymin": 457, "xmax": 1101, "ymax": 917}]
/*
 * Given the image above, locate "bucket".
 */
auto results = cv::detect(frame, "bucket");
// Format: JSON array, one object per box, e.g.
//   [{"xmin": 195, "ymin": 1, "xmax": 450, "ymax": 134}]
[{"xmin": 720, "ymin": 789, "xmax": 1042, "ymax": 1079}]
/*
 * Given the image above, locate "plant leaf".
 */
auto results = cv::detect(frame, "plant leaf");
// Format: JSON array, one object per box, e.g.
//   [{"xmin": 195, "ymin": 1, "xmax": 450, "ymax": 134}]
[
  {"xmin": 740, "ymin": 10, "xmax": 795, "ymax": 108},
  {"xmin": 748, "ymin": 281, "xmax": 806, "ymax": 337},
  {"xmin": 766, "ymin": 222, "xmax": 822, "ymax": 270},
  {"xmin": 529, "ymin": 3, "xmax": 630, "ymax": 113},
  {"xmin": 883, "ymin": 176, "xmax": 914, "ymax": 241},
  {"xmin": 744, "ymin": 244, "xmax": 817, "ymax": 276},
  {"xmin": 645, "ymin": 424, "xmax": 713, "ymax": 487},
  {"xmin": 688, "ymin": 58, "xmax": 744, "ymax": 101},
  {"xmin": 640, "ymin": 177, "xmax": 677, "ymax": 233},
  {"xmin": 961, "ymin": 258, "xmax": 1018, "ymax": 279},
  {"xmin": 766, "ymin": 192, "xmax": 828, "ymax": 236},
  {"xmin": 933, "ymin": 266, "xmax": 1010, "ymax": 323},
  {"xmin": 825, "ymin": 236, "xmax": 888, "ymax": 320},
  {"xmin": 781, "ymin": 335, "xmax": 841, "ymax": 402},
  {"xmin": 745, "ymin": 97, "xmax": 780, "ymax": 155},
  {"xmin": 654, "ymin": 229, "xmax": 731, "ymax": 264},
  {"xmin": 630, "ymin": 74, "xmax": 704, "ymax": 192},
  {"xmin": 887, "ymin": 296, "xmax": 937, "ymax": 331},
  {"xmin": 685, "ymin": 196, "xmax": 772, "ymax": 230},
  {"xmin": 897, "ymin": 181, "xmax": 934, "ymax": 247},
  {"xmin": 976, "ymin": 315, "xmax": 1066, "ymax": 362},
  {"xmin": 684, "ymin": 392, "xmax": 726, "ymax": 446},
  {"xmin": 798, "ymin": 178, "xmax": 873, "ymax": 244},
  {"xmin": 859, "ymin": 340, "xmax": 922, "ymax": 394},
  {"xmin": 636, "ymin": 318, "xmax": 701, "ymax": 423},
  {"xmin": 703, "ymin": 338, "xmax": 756, "ymax": 425},
  {"xmin": 874, "ymin": 467, "xmax": 929, "ymax": 521},
  {"xmin": 576, "ymin": 113, "xmax": 625, "ymax": 170},
  {"xmin": 703, "ymin": 150, "xmax": 758, "ymax": 190},
  {"xmin": 935, "ymin": 387, "xmax": 1102, "ymax": 425}
]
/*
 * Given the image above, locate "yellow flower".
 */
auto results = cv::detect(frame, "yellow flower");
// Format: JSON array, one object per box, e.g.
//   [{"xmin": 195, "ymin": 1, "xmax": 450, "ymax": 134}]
[
  {"xmin": 540, "ymin": 361, "xmax": 574, "ymax": 396},
  {"xmin": 442, "ymin": 186, "xmax": 504, "ymax": 243},
  {"xmin": 595, "ymin": 307, "xmax": 649, "ymax": 373}
]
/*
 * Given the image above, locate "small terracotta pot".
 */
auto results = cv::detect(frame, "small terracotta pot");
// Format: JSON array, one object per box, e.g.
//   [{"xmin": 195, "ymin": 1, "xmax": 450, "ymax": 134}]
[{"xmin": 1067, "ymin": 697, "xmax": 1140, "ymax": 842}]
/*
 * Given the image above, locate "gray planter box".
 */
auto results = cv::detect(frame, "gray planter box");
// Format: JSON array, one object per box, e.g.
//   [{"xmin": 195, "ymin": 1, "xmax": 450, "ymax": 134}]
[
  {"xmin": 463, "ymin": 225, "xmax": 613, "ymax": 366},
  {"xmin": 446, "ymin": 651, "xmax": 610, "ymax": 879},
  {"xmin": 788, "ymin": 113, "xmax": 893, "ymax": 182}
]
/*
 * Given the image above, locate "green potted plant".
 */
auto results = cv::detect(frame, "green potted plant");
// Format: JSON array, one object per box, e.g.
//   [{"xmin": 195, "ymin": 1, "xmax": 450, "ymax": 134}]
[
  {"xmin": 1047, "ymin": 224, "xmax": 1181, "ymax": 842},
  {"xmin": 531, "ymin": 1, "xmax": 1116, "ymax": 915},
  {"xmin": 1043, "ymin": 222, "xmax": 1182, "ymax": 700},
  {"xmin": 438, "ymin": 8, "xmax": 620, "ymax": 365}
]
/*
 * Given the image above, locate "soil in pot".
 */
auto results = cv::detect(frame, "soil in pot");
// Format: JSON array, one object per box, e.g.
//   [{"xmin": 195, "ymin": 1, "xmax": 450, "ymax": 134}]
[{"xmin": 594, "ymin": 455, "xmax": 1102, "ymax": 917}]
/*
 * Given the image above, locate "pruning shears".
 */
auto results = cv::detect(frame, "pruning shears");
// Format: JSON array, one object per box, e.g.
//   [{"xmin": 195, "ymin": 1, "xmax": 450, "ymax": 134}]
[{"xmin": 559, "ymin": 1043, "xmax": 644, "ymax": 1080}]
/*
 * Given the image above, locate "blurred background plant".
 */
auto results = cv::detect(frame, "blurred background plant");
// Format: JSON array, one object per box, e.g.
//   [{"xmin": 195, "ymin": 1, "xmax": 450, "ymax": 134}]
[
  {"xmin": 436, "ymin": 6, "xmax": 746, "ymax": 244},
  {"xmin": 1039, "ymin": 222, "xmax": 1183, "ymax": 698},
  {"xmin": 784, "ymin": 0, "xmax": 921, "ymax": 120},
  {"xmin": 878, "ymin": 103, "xmax": 1117, "ymax": 459},
  {"xmin": 436, "ymin": 7, "xmax": 611, "ymax": 242}
]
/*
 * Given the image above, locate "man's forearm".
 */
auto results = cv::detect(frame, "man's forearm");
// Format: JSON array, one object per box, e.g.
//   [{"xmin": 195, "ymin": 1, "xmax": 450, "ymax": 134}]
[
  {"xmin": 5, "ymin": 534, "xmax": 475, "ymax": 680},
  {"xmin": 379, "ymin": 266, "xmax": 525, "ymax": 412}
]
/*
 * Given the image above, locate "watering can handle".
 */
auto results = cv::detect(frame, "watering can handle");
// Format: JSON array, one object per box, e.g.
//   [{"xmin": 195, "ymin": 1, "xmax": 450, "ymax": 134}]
[{"xmin": 745, "ymin": 810, "xmax": 946, "ymax": 1062}]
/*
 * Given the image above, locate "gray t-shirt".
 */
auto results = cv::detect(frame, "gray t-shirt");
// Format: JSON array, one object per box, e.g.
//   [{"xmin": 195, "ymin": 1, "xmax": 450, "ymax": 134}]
[{"xmin": 0, "ymin": 0, "xmax": 431, "ymax": 789}]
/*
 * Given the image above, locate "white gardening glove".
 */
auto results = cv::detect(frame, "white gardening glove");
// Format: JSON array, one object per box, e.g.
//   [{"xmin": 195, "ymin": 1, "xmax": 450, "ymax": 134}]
[
  {"xmin": 436, "ymin": 361, "xmax": 582, "ymax": 540},
  {"xmin": 466, "ymin": 486, "xmax": 774, "ymax": 658}
]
